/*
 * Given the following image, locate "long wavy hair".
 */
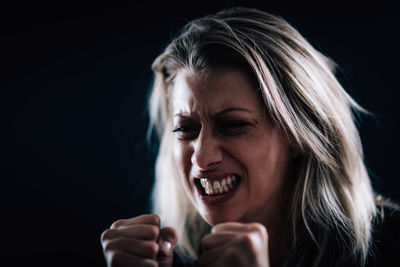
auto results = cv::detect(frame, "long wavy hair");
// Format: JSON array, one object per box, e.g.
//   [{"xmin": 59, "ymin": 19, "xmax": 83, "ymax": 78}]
[{"xmin": 148, "ymin": 7, "xmax": 377, "ymax": 266}]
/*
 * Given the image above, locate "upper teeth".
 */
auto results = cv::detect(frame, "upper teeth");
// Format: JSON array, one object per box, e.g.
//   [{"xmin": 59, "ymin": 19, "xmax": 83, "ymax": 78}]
[{"xmin": 199, "ymin": 175, "xmax": 238, "ymax": 195}]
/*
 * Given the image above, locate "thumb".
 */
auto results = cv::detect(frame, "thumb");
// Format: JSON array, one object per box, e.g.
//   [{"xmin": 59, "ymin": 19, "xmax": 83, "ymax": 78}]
[{"xmin": 157, "ymin": 226, "xmax": 178, "ymax": 267}]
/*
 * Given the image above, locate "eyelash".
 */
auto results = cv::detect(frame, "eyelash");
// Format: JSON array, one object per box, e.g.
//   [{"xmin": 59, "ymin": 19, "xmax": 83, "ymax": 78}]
[
  {"xmin": 219, "ymin": 121, "xmax": 254, "ymax": 129},
  {"xmin": 172, "ymin": 121, "xmax": 255, "ymax": 140},
  {"xmin": 172, "ymin": 126, "xmax": 197, "ymax": 133}
]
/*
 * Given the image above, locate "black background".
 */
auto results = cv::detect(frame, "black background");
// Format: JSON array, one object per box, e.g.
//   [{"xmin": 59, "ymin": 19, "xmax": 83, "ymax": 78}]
[{"xmin": 1, "ymin": 1, "xmax": 399, "ymax": 266}]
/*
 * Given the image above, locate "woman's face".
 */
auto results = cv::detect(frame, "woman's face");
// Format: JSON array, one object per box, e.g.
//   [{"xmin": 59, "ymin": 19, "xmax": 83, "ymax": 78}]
[{"xmin": 171, "ymin": 67, "xmax": 295, "ymax": 226}]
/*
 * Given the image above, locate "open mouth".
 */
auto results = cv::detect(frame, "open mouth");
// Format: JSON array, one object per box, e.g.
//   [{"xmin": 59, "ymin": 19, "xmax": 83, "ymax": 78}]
[{"xmin": 194, "ymin": 174, "xmax": 241, "ymax": 196}]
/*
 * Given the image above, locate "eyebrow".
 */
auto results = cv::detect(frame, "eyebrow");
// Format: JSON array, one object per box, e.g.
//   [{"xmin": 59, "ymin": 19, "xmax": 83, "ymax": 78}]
[{"xmin": 174, "ymin": 107, "xmax": 254, "ymax": 119}]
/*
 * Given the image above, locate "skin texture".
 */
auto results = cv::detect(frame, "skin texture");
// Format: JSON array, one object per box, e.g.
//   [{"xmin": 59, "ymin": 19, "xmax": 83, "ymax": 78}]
[
  {"xmin": 169, "ymin": 67, "xmax": 296, "ymax": 266},
  {"xmin": 101, "ymin": 66, "xmax": 296, "ymax": 267},
  {"xmin": 101, "ymin": 214, "xmax": 178, "ymax": 267},
  {"xmin": 171, "ymin": 67, "xmax": 295, "ymax": 227},
  {"xmin": 198, "ymin": 222, "xmax": 269, "ymax": 267}
]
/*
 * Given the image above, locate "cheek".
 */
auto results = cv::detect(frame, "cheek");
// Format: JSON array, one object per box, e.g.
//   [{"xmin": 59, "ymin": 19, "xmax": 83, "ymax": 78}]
[
  {"xmin": 251, "ymin": 140, "xmax": 291, "ymax": 190},
  {"xmin": 240, "ymin": 131, "xmax": 291, "ymax": 182}
]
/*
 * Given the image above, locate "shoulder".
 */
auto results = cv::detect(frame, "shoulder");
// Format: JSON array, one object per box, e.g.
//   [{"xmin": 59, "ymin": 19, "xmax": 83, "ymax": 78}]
[{"xmin": 366, "ymin": 200, "xmax": 400, "ymax": 267}]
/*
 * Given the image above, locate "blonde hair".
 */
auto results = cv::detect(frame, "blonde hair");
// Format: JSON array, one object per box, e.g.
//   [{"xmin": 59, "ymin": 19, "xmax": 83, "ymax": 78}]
[{"xmin": 148, "ymin": 7, "xmax": 377, "ymax": 266}]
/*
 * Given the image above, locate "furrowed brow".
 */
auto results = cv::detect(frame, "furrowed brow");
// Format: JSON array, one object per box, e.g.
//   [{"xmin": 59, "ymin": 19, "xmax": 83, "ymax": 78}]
[
  {"xmin": 210, "ymin": 107, "xmax": 254, "ymax": 119},
  {"xmin": 174, "ymin": 113, "xmax": 189, "ymax": 118},
  {"xmin": 173, "ymin": 114, "xmax": 198, "ymax": 122},
  {"xmin": 173, "ymin": 107, "xmax": 254, "ymax": 121}
]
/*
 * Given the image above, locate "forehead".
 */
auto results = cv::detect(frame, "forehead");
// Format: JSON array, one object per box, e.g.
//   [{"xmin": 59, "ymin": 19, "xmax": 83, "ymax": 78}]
[{"xmin": 170, "ymin": 67, "xmax": 262, "ymax": 116}]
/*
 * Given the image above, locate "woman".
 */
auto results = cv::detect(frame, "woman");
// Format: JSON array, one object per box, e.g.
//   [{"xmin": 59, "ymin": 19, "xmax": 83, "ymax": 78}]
[{"xmin": 101, "ymin": 7, "xmax": 400, "ymax": 267}]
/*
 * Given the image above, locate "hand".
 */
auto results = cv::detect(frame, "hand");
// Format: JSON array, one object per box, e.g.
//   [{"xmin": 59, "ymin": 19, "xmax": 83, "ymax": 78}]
[
  {"xmin": 197, "ymin": 222, "xmax": 270, "ymax": 267},
  {"xmin": 101, "ymin": 214, "xmax": 177, "ymax": 267}
]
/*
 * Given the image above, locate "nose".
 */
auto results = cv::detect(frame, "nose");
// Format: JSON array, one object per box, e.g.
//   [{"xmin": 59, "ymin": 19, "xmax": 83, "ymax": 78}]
[{"xmin": 191, "ymin": 129, "xmax": 223, "ymax": 170}]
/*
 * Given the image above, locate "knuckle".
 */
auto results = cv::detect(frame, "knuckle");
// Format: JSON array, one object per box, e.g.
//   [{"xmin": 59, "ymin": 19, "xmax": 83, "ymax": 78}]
[
  {"xmin": 100, "ymin": 229, "xmax": 114, "ymax": 242},
  {"xmin": 239, "ymin": 233, "xmax": 254, "ymax": 247},
  {"xmin": 103, "ymin": 238, "xmax": 118, "ymax": 252},
  {"xmin": 110, "ymin": 219, "xmax": 126, "ymax": 229},
  {"xmin": 147, "ymin": 225, "xmax": 160, "ymax": 240},
  {"xmin": 250, "ymin": 223, "xmax": 268, "ymax": 237},
  {"xmin": 145, "ymin": 214, "xmax": 160, "ymax": 226},
  {"xmin": 146, "ymin": 242, "xmax": 159, "ymax": 257},
  {"xmin": 200, "ymin": 234, "xmax": 214, "ymax": 250}
]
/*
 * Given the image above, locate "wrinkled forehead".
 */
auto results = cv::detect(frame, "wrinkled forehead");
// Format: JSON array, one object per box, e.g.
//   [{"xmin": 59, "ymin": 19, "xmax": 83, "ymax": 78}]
[
  {"xmin": 169, "ymin": 67, "xmax": 264, "ymax": 118},
  {"xmin": 171, "ymin": 69, "xmax": 210, "ymax": 100}
]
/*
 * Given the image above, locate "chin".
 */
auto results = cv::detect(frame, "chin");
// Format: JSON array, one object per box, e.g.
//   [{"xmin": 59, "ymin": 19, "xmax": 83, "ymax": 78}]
[{"xmin": 201, "ymin": 209, "xmax": 241, "ymax": 225}]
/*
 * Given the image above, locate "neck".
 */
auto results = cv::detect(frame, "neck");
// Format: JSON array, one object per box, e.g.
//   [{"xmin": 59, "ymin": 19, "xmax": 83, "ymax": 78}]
[
  {"xmin": 266, "ymin": 202, "xmax": 290, "ymax": 267},
  {"xmin": 267, "ymin": 158, "xmax": 300, "ymax": 267}
]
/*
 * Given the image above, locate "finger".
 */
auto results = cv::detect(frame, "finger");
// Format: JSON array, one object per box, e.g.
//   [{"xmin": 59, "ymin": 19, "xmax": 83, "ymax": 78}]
[
  {"xmin": 202, "ymin": 231, "xmax": 268, "ymax": 256},
  {"xmin": 201, "ymin": 232, "xmax": 239, "ymax": 251},
  {"xmin": 103, "ymin": 237, "xmax": 159, "ymax": 260},
  {"xmin": 213, "ymin": 222, "xmax": 268, "ymax": 236},
  {"xmin": 101, "ymin": 224, "xmax": 160, "ymax": 242},
  {"xmin": 213, "ymin": 230, "xmax": 268, "ymax": 252},
  {"xmin": 105, "ymin": 250, "xmax": 157, "ymax": 267},
  {"xmin": 110, "ymin": 214, "xmax": 160, "ymax": 229},
  {"xmin": 158, "ymin": 227, "xmax": 178, "ymax": 256},
  {"xmin": 197, "ymin": 243, "xmax": 239, "ymax": 266},
  {"xmin": 157, "ymin": 227, "xmax": 178, "ymax": 266},
  {"xmin": 212, "ymin": 222, "xmax": 247, "ymax": 233}
]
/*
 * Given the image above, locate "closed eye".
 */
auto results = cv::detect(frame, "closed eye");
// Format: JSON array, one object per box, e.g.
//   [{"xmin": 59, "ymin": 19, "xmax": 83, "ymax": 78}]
[
  {"xmin": 172, "ymin": 125, "xmax": 201, "ymax": 140},
  {"xmin": 219, "ymin": 120, "xmax": 254, "ymax": 128},
  {"xmin": 216, "ymin": 120, "xmax": 256, "ymax": 136},
  {"xmin": 172, "ymin": 120, "xmax": 256, "ymax": 140}
]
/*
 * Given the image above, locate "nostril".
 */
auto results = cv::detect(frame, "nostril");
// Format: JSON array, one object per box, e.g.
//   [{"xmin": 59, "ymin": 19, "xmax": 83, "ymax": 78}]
[
  {"xmin": 191, "ymin": 152, "xmax": 223, "ymax": 169},
  {"xmin": 191, "ymin": 136, "xmax": 224, "ymax": 169}
]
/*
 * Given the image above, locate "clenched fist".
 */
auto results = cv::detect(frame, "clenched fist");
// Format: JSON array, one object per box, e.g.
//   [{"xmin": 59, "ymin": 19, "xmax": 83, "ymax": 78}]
[
  {"xmin": 198, "ymin": 222, "xmax": 270, "ymax": 267},
  {"xmin": 101, "ymin": 214, "xmax": 177, "ymax": 267}
]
